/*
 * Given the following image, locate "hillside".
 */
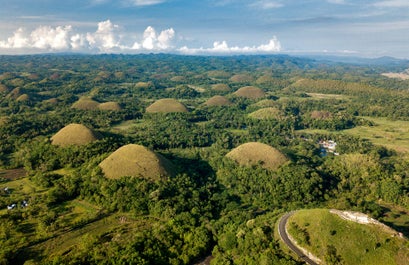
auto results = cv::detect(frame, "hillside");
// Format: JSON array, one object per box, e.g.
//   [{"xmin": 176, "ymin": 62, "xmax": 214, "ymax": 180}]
[
  {"xmin": 287, "ymin": 209, "xmax": 409, "ymax": 265},
  {"xmin": 226, "ymin": 142, "xmax": 288, "ymax": 170}
]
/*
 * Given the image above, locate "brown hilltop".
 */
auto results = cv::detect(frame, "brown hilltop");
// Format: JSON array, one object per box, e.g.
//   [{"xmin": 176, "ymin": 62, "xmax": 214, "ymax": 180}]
[
  {"xmin": 51, "ymin": 123, "xmax": 101, "ymax": 147},
  {"xmin": 98, "ymin": 101, "xmax": 122, "ymax": 111},
  {"xmin": 226, "ymin": 142, "xmax": 288, "ymax": 170},
  {"xmin": 71, "ymin": 98, "xmax": 100, "ymax": 110},
  {"xmin": 146, "ymin": 98, "xmax": 188, "ymax": 113},
  {"xmin": 99, "ymin": 144, "xmax": 175, "ymax": 180},
  {"xmin": 204, "ymin": 95, "xmax": 233, "ymax": 107},
  {"xmin": 211, "ymin": 83, "xmax": 231, "ymax": 92},
  {"xmin": 233, "ymin": 86, "xmax": 266, "ymax": 99},
  {"xmin": 229, "ymin": 73, "xmax": 254, "ymax": 83},
  {"xmin": 0, "ymin": 84, "xmax": 9, "ymax": 93},
  {"xmin": 16, "ymin": 94, "xmax": 30, "ymax": 102}
]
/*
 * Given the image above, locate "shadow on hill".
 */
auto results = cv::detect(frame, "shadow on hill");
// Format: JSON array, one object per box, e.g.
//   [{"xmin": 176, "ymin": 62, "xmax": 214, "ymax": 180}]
[
  {"xmin": 164, "ymin": 155, "xmax": 216, "ymax": 186},
  {"xmin": 380, "ymin": 206, "xmax": 409, "ymax": 238}
]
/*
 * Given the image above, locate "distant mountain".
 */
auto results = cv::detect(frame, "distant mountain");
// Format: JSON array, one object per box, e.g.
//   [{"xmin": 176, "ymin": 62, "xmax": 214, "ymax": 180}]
[{"xmin": 301, "ymin": 54, "xmax": 409, "ymax": 66}]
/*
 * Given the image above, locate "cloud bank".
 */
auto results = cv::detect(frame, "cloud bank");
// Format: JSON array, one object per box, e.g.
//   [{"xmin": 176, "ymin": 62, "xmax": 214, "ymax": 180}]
[
  {"xmin": 179, "ymin": 37, "xmax": 281, "ymax": 55},
  {"xmin": 0, "ymin": 20, "xmax": 282, "ymax": 55}
]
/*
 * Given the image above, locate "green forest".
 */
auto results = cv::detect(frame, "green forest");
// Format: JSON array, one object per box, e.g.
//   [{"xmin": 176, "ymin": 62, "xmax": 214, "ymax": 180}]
[{"xmin": 0, "ymin": 54, "xmax": 408, "ymax": 264}]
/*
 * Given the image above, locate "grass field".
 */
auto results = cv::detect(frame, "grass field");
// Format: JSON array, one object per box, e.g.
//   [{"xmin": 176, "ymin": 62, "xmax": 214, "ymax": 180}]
[
  {"xmin": 306, "ymin": 93, "xmax": 350, "ymax": 100},
  {"xmin": 1, "ymin": 174, "xmax": 159, "ymax": 263},
  {"xmin": 344, "ymin": 117, "xmax": 409, "ymax": 153},
  {"xmin": 26, "ymin": 212, "xmax": 155, "ymax": 262},
  {"xmin": 288, "ymin": 209, "xmax": 409, "ymax": 265},
  {"xmin": 299, "ymin": 116, "xmax": 409, "ymax": 153}
]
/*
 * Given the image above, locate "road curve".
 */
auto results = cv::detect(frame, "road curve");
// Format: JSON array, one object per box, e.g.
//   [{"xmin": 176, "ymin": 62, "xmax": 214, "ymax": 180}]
[{"xmin": 278, "ymin": 211, "xmax": 319, "ymax": 265}]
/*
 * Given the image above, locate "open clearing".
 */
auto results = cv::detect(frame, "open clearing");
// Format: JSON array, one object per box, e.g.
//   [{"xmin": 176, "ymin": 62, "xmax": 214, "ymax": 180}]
[
  {"xmin": 299, "ymin": 116, "xmax": 409, "ymax": 153},
  {"xmin": 306, "ymin": 93, "xmax": 350, "ymax": 100}
]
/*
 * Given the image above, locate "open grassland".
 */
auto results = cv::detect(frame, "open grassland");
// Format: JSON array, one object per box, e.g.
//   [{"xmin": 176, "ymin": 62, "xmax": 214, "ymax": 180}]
[
  {"xmin": 26, "ymin": 213, "xmax": 155, "ymax": 262},
  {"xmin": 288, "ymin": 209, "xmax": 409, "ymax": 265},
  {"xmin": 0, "ymin": 176, "xmax": 44, "ymax": 195},
  {"xmin": 299, "ymin": 116, "xmax": 409, "ymax": 153},
  {"xmin": 344, "ymin": 117, "xmax": 409, "ymax": 153},
  {"xmin": 306, "ymin": 93, "xmax": 351, "ymax": 100}
]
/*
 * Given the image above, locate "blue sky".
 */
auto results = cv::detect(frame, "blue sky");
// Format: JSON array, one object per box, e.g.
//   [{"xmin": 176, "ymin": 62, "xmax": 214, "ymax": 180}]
[{"xmin": 0, "ymin": 0, "xmax": 408, "ymax": 58}]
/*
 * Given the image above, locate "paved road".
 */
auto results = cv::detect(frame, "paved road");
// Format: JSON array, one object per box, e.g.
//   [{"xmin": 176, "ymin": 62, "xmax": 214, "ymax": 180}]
[{"xmin": 278, "ymin": 211, "xmax": 319, "ymax": 265}]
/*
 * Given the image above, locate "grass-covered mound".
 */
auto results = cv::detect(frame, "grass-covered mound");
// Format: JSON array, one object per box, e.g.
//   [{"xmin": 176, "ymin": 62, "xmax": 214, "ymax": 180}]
[
  {"xmin": 211, "ymin": 83, "xmax": 231, "ymax": 92},
  {"xmin": 71, "ymin": 97, "xmax": 100, "ymax": 110},
  {"xmin": 146, "ymin": 98, "xmax": 188, "ymax": 113},
  {"xmin": 233, "ymin": 86, "xmax": 266, "ymax": 99},
  {"xmin": 170, "ymin": 75, "xmax": 185, "ymax": 82},
  {"xmin": 51, "ymin": 123, "xmax": 101, "ymax": 147},
  {"xmin": 43, "ymin": 98, "xmax": 59, "ymax": 104},
  {"xmin": 229, "ymin": 73, "xmax": 254, "ymax": 83},
  {"xmin": 98, "ymin": 101, "xmax": 122, "ymax": 111},
  {"xmin": 207, "ymin": 70, "xmax": 231, "ymax": 79},
  {"xmin": 135, "ymin": 81, "xmax": 154, "ymax": 89},
  {"xmin": 0, "ymin": 84, "xmax": 9, "ymax": 93},
  {"xmin": 7, "ymin": 87, "xmax": 22, "ymax": 99},
  {"xmin": 16, "ymin": 94, "xmax": 30, "ymax": 102},
  {"xmin": 204, "ymin": 95, "xmax": 233, "ymax": 107},
  {"xmin": 226, "ymin": 142, "xmax": 288, "ymax": 170},
  {"xmin": 99, "ymin": 144, "xmax": 175, "ymax": 180},
  {"xmin": 248, "ymin": 107, "xmax": 281, "ymax": 120},
  {"xmin": 252, "ymin": 99, "xmax": 277, "ymax": 108},
  {"xmin": 256, "ymin": 75, "xmax": 275, "ymax": 84},
  {"xmin": 287, "ymin": 209, "xmax": 409, "ymax": 265}
]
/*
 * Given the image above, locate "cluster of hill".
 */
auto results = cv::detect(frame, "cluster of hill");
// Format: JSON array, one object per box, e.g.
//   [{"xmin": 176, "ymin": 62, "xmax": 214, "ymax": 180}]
[{"xmin": 0, "ymin": 54, "xmax": 408, "ymax": 264}]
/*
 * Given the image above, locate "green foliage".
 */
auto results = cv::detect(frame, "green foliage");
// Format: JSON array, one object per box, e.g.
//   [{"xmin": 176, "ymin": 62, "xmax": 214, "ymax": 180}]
[{"xmin": 1, "ymin": 54, "xmax": 409, "ymax": 264}]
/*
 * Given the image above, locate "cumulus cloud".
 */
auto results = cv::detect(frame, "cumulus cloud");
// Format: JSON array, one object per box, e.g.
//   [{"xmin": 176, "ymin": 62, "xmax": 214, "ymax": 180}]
[
  {"xmin": 0, "ymin": 20, "xmax": 280, "ymax": 55},
  {"xmin": 327, "ymin": 0, "xmax": 346, "ymax": 4},
  {"xmin": 130, "ymin": 26, "xmax": 175, "ymax": 50},
  {"xmin": 31, "ymin": 26, "xmax": 73, "ymax": 50},
  {"xmin": 0, "ymin": 28, "xmax": 29, "ymax": 48},
  {"xmin": 374, "ymin": 0, "xmax": 409, "ymax": 7},
  {"xmin": 86, "ymin": 20, "xmax": 120, "ymax": 51},
  {"xmin": 250, "ymin": 1, "xmax": 283, "ymax": 9},
  {"xmin": 128, "ymin": 0, "xmax": 166, "ymax": 6},
  {"xmin": 0, "ymin": 20, "xmax": 176, "ymax": 53},
  {"xmin": 178, "ymin": 36, "xmax": 281, "ymax": 55}
]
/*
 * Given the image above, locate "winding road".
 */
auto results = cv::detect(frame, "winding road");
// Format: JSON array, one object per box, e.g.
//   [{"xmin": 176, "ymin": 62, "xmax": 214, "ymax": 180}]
[{"xmin": 278, "ymin": 211, "xmax": 319, "ymax": 265}]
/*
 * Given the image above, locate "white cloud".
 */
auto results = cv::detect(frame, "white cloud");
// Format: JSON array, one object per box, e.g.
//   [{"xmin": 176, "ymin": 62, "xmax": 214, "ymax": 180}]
[
  {"xmin": 130, "ymin": 26, "xmax": 175, "ymax": 50},
  {"xmin": 157, "ymin": 28, "xmax": 175, "ymax": 49},
  {"xmin": 0, "ymin": 21, "xmax": 176, "ymax": 53},
  {"xmin": 128, "ymin": 0, "xmax": 166, "ymax": 6},
  {"xmin": 251, "ymin": 1, "xmax": 283, "ymax": 9},
  {"xmin": 0, "ymin": 20, "xmax": 280, "ymax": 55},
  {"xmin": 374, "ymin": 0, "xmax": 409, "ymax": 7},
  {"xmin": 86, "ymin": 20, "xmax": 120, "ymax": 51},
  {"xmin": 178, "ymin": 36, "xmax": 281, "ymax": 55},
  {"xmin": 327, "ymin": 0, "xmax": 346, "ymax": 4},
  {"xmin": 0, "ymin": 28, "xmax": 29, "ymax": 48},
  {"xmin": 31, "ymin": 25, "xmax": 72, "ymax": 50}
]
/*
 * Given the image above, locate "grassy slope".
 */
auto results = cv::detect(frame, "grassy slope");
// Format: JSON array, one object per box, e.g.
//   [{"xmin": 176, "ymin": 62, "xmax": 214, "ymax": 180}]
[
  {"xmin": 287, "ymin": 209, "xmax": 409, "ymax": 265},
  {"xmin": 0, "ymin": 175, "xmax": 158, "ymax": 263}
]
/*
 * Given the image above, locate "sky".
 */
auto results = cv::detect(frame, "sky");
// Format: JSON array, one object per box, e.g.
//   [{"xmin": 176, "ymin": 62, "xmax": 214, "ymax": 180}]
[{"xmin": 0, "ymin": 0, "xmax": 408, "ymax": 58}]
